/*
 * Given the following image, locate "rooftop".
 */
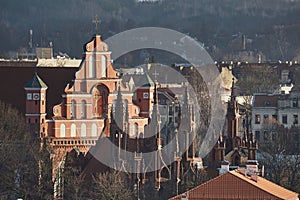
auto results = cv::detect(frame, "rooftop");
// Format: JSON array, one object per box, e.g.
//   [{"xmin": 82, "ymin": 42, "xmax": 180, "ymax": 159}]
[{"xmin": 169, "ymin": 169, "xmax": 299, "ymax": 200}]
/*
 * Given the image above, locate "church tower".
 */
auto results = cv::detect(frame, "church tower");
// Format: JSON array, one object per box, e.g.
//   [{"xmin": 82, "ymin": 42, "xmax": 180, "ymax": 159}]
[
  {"xmin": 24, "ymin": 72, "xmax": 48, "ymax": 137},
  {"xmin": 226, "ymin": 78, "xmax": 239, "ymax": 152}
]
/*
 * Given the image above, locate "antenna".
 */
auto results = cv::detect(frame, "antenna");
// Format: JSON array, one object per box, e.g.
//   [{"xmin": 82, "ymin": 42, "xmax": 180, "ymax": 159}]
[{"xmin": 29, "ymin": 29, "xmax": 33, "ymax": 50}]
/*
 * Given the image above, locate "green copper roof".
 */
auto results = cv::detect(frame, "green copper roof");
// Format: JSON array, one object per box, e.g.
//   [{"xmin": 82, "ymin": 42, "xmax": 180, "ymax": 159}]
[{"xmin": 24, "ymin": 72, "xmax": 48, "ymax": 89}]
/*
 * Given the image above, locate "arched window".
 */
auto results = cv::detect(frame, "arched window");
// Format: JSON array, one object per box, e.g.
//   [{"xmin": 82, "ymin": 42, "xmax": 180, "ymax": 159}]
[
  {"xmin": 133, "ymin": 123, "xmax": 138, "ymax": 138},
  {"xmin": 92, "ymin": 84, "xmax": 109, "ymax": 118},
  {"xmin": 60, "ymin": 124, "xmax": 66, "ymax": 137},
  {"xmin": 92, "ymin": 123, "xmax": 97, "ymax": 137},
  {"xmin": 81, "ymin": 124, "xmax": 86, "ymax": 137},
  {"xmin": 89, "ymin": 54, "xmax": 95, "ymax": 78},
  {"xmin": 71, "ymin": 124, "xmax": 76, "ymax": 137},
  {"xmin": 81, "ymin": 100, "xmax": 86, "ymax": 119},
  {"xmin": 71, "ymin": 99, "xmax": 76, "ymax": 119},
  {"xmin": 101, "ymin": 55, "xmax": 107, "ymax": 77}
]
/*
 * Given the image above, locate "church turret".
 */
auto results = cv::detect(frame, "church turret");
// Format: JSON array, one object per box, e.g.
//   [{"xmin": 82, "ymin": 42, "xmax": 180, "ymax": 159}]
[
  {"xmin": 114, "ymin": 85, "xmax": 124, "ymax": 131},
  {"xmin": 135, "ymin": 73, "xmax": 155, "ymax": 118},
  {"xmin": 24, "ymin": 72, "xmax": 48, "ymax": 137},
  {"xmin": 180, "ymin": 86, "xmax": 195, "ymax": 160},
  {"xmin": 209, "ymin": 130, "xmax": 226, "ymax": 167}
]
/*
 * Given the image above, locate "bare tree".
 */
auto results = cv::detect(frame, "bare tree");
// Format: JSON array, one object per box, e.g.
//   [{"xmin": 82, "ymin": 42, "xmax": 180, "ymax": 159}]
[
  {"xmin": 91, "ymin": 170, "xmax": 132, "ymax": 200},
  {"xmin": 0, "ymin": 100, "xmax": 42, "ymax": 199},
  {"xmin": 259, "ymin": 122, "xmax": 300, "ymax": 193},
  {"xmin": 62, "ymin": 150, "xmax": 88, "ymax": 200}
]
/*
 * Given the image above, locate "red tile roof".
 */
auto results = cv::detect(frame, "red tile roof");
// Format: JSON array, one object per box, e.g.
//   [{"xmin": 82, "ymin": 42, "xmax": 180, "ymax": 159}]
[{"xmin": 169, "ymin": 170, "xmax": 299, "ymax": 200}]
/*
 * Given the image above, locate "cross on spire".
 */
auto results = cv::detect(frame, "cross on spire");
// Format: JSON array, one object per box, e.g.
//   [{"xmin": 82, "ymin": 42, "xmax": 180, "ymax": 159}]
[
  {"xmin": 92, "ymin": 15, "xmax": 101, "ymax": 33},
  {"xmin": 152, "ymin": 67, "xmax": 159, "ymax": 82}
]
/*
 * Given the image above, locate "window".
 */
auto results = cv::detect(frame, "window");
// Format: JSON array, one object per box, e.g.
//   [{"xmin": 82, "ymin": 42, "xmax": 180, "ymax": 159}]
[
  {"xmin": 293, "ymin": 99, "xmax": 298, "ymax": 107},
  {"xmin": 27, "ymin": 93, "xmax": 32, "ymax": 100},
  {"xmin": 255, "ymin": 131, "xmax": 260, "ymax": 141},
  {"xmin": 71, "ymin": 124, "xmax": 76, "ymax": 137},
  {"xmin": 263, "ymin": 114, "xmax": 269, "ymax": 123},
  {"xmin": 281, "ymin": 70, "xmax": 289, "ymax": 83},
  {"xmin": 255, "ymin": 115, "xmax": 261, "ymax": 124},
  {"xmin": 81, "ymin": 124, "xmax": 86, "ymax": 137},
  {"xmin": 282, "ymin": 115, "xmax": 287, "ymax": 124},
  {"xmin": 71, "ymin": 100, "xmax": 76, "ymax": 119},
  {"xmin": 81, "ymin": 100, "xmax": 86, "ymax": 119},
  {"xmin": 60, "ymin": 124, "xmax": 66, "ymax": 137},
  {"xmin": 133, "ymin": 123, "xmax": 138, "ymax": 138},
  {"xmin": 169, "ymin": 105, "xmax": 173, "ymax": 115},
  {"xmin": 89, "ymin": 54, "xmax": 95, "ymax": 78},
  {"xmin": 92, "ymin": 124, "xmax": 97, "ymax": 137},
  {"xmin": 101, "ymin": 55, "xmax": 107, "ymax": 77},
  {"xmin": 293, "ymin": 115, "xmax": 298, "ymax": 125},
  {"xmin": 175, "ymin": 117, "xmax": 179, "ymax": 123}
]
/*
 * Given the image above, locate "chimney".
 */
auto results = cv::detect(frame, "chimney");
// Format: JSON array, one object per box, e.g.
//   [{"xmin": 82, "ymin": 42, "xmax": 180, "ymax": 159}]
[
  {"xmin": 181, "ymin": 193, "xmax": 187, "ymax": 200},
  {"xmin": 258, "ymin": 54, "xmax": 261, "ymax": 63},
  {"xmin": 219, "ymin": 160, "xmax": 230, "ymax": 175},
  {"xmin": 246, "ymin": 160, "xmax": 258, "ymax": 176}
]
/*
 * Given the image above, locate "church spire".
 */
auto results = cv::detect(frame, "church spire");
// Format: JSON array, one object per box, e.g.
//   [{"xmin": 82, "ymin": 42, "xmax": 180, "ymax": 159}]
[
  {"xmin": 230, "ymin": 78, "xmax": 236, "ymax": 102},
  {"xmin": 180, "ymin": 86, "xmax": 191, "ymax": 130},
  {"xmin": 182, "ymin": 86, "xmax": 189, "ymax": 115},
  {"xmin": 153, "ymin": 81, "xmax": 158, "ymax": 105}
]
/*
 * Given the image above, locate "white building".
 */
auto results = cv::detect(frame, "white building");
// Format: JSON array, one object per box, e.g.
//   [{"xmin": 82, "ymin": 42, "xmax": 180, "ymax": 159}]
[{"xmin": 252, "ymin": 87, "xmax": 300, "ymax": 142}]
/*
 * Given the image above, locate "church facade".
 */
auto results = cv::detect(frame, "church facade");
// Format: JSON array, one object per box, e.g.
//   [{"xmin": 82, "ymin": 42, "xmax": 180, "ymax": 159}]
[{"xmin": 24, "ymin": 33, "xmax": 202, "ymax": 199}]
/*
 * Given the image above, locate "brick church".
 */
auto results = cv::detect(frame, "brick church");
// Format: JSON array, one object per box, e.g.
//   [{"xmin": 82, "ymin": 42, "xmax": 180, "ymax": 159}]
[{"xmin": 24, "ymin": 31, "xmax": 203, "ymax": 199}]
